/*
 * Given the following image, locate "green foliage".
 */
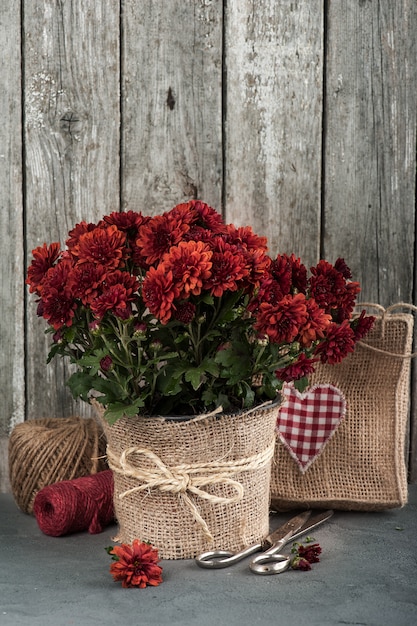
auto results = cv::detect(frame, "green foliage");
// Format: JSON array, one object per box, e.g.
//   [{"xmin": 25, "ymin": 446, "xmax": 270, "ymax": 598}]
[{"xmin": 49, "ymin": 291, "xmax": 291, "ymax": 422}]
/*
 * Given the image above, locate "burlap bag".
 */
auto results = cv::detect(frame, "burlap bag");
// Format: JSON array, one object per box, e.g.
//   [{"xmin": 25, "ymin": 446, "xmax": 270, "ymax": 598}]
[
  {"xmin": 98, "ymin": 401, "xmax": 279, "ymax": 559},
  {"xmin": 271, "ymin": 304, "xmax": 415, "ymax": 511}
]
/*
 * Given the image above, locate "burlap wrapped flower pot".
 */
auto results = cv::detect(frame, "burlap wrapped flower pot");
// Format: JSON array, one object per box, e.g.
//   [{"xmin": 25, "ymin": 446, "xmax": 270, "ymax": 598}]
[
  {"xmin": 270, "ymin": 305, "xmax": 414, "ymax": 512},
  {"xmin": 99, "ymin": 401, "xmax": 279, "ymax": 559}
]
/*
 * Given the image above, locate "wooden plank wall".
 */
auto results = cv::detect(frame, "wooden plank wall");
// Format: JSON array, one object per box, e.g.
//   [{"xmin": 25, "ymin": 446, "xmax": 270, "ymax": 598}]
[{"xmin": 1, "ymin": 0, "xmax": 416, "ymax": 491}]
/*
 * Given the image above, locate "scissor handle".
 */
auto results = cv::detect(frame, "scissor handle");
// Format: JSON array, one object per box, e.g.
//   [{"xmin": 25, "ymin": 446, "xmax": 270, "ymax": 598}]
[
  {"xmin": 195, "ymin": 550, "xmax": 236, "ymax": 569},
  {"xmin": 195, "ymin": 543, "xmax": 261, "ymax": 569},
  {"xmin": 249, "ymin": 553, "xmax": 291, "ymax": 576}
]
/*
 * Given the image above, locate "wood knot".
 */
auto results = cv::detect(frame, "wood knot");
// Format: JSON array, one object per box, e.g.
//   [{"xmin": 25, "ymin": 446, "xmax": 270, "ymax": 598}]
[
  {"xmin": 167, "ymin": 87, "xmax": 176, "ymax": 110},
  {"xmin": 59, "ymin": 111, "xmax": 83, "ymax": 138}
]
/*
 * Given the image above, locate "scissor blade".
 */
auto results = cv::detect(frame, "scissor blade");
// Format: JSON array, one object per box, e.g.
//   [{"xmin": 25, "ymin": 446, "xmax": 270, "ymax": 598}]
[
  {"xmin": 289, "ymin": 509, "xmax": 334, "ymax": 544},
  {"xmin": 262, "ymin": 510, "xmax": 312, "ymax": 549}
]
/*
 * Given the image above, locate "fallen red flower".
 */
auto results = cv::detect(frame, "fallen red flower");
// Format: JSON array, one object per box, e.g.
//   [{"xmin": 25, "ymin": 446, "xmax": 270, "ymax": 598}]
[
  {"xmin": 290, "ymin": 556, "xmax": 312, "ymax": 571},
  {"xmin": 290, "ymin": 541, "xmax": 322, "ymax": 571},
  {"xmin": 108, "ymin": 539, "xmax": 163, "ymax": 588},
  {"xmin": 297, "ymin": 542, "xmax": 322, "ymax": 564}
]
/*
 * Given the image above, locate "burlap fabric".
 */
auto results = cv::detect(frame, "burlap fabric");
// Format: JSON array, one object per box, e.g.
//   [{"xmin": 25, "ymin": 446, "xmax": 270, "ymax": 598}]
[
  {"xmin": 98, "ymin": 401, "xmax": 279, "ymax": 559},
  {"xmin": 8, "ymin": 416, "xmax": 107, "ymax": 514},
  {"xmin": 271, "ymin": 304, "xmax": 414, "ymax": 511}
]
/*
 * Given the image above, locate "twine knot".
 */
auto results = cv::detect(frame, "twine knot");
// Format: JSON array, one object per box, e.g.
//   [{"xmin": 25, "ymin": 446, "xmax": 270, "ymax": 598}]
[{"xmin": 106, "ymin": 440, "xmax": 275, "ymax": 542}]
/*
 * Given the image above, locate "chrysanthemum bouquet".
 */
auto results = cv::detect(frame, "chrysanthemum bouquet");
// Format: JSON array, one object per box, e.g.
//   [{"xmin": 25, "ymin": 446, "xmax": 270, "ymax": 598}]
[{"xmin": 26, "ymin": 200, "xmax": 374, "ymax": 424}]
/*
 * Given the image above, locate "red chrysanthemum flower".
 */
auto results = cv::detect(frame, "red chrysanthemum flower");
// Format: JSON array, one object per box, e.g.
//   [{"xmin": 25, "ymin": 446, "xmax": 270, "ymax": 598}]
[
  {"xmin": 275, "ymin": 353, "xmax": 319, "ymax": 382},
  {"xmin": 90, "ymin": 284, "xmax": 131, "ymax": 320},
  {"xmin": 26, "ymin": 242, "xmax": 61, "ymax": 295},
  {"xmin": 224, "ymin": 224, "xmax": 268, "ymax": 252},
  {"xmin": 255, "ymin": 293, "xmax": 309, "ymax": 344},
  {"xmin": 247, "ymin": 275, "xmax": 285, "ymax": 314},
  {"xmin": 270, "ymin": 256, "xmax": 292, "ymax": 295},
  {"xmin": 41, "ymin": 258, "xmax": 73, "ymax": 293},
  {"xmin": 40, "ymin": 290, "xmax": 77, "ymax": 329},
  {"xmin": 203, "ymin": 239, "xmax": 247, "ymax": 297},
  {"xmin": 334, "ymin": 281, "xmax": 361, "ymax": 322},
  {"xmin": 103, "ymin": 211, "xmax": 151, "ymax": 251},
  {"xmin": 309, "ymin": 260, "xmax": 347, "ymax": 312},
  {"xmin": 172, "ymin": 301, "xmax": 197, "ymax": 324},
  {"xmin": 167, "ymin": 201, "xmax": 196, "ymax": 225},
  {"xmin": 297, "ymin": 543, "xmax": 322, "ymax": 563},
  {"xmin": 334, "ymin": 257, "xmax": 352, "ymax": 280},
  {"xmin": 291, "ymin": 556, "xmax": 312, "ymax": 571},
  {"xmin": 243, "ymin": 247, "xmax": 272, "ymax": 290},
  {"xmin": 298, "ymin": 298, "xmax": 332, "ymax": 347},
  {"xmin": 40, "ymin": 260, "xmax": 77, "ymax": 329},
  {"xmin": 103, "ymin": 210, "xmax": 148, "ymax": 232},
  {"xmin": 287, "ymin": 253, "xmax": 308, "ymax": 293},
  {"xmin": 73, "ymin": 225, "xmax": 126, "ymax": 270},
  {"xmin": 182, "ymin": 225, "xmax": 212, "ymax": 243},
  {"xmin": 272, "ymin": 253, "xmax": 308, "ymax": 294},
  {"xmin": 104, "ymin": 270, "xmax": 139, "ymax": 294},
  {"xmin": 131, "ymin": 241, "xmax": 151, "ymax": 271},
  {"xmin": 162, "ymin": 240, "xmax": 213, "ymax": 298},
  {"xmin": 351, "ymin": 310, "xmax": 376, "ymax": 341},
  {"xmin": 142, "ymin": 265, "xmax": 178, "ymax": 324},
  {"xmin": 170, "ymin": 200, "xmax": 226, "ymax": 234},
  {"xmin": 90, "ymin": 271, "xmax": 139, "ymax": 320},
  {"xmin": 314, "ymin": 320, "xmax": 356, "ymax": 364},
  {"xmin": 136, "ymin": 213, "xmax": 190, "ymax": 265},
  {"xmin": 109, "ymin": 540, "xmax": 163, "ymax": 589},
  {"xmin": 67, "ymin": 261, "xmax": 106, "ymax": 304},
  {"xmin": 189, "ymin": 200, "xmax": 227, "ymax": 232},
  {"xmin": 66, "ymin": 221, "xmax": 98, "ymax": 252},
  {"xmin": 290, "ymin": 541, "xmax": 322, "ymax": 570}
]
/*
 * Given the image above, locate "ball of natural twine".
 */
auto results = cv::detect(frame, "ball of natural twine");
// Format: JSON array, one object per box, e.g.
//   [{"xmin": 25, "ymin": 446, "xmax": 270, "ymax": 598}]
[{"xmin": 8, "ymin": 416, "xmax": 108, "ymax": 514}]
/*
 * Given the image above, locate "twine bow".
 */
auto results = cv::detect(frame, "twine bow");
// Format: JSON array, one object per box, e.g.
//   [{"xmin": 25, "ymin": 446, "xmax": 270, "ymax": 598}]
[{"xmin": 106, "ymin": 440, "xmax": 275, "ymax": 542}]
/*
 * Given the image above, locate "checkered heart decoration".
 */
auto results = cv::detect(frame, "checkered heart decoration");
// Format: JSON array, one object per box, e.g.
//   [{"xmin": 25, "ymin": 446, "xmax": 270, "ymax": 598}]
[{"xmin": 277, "ymin": 383, "xmax": 346, "ymax": 473}]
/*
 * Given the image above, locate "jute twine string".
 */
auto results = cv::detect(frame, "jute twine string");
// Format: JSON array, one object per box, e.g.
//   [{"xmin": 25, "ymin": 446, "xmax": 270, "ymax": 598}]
[
  {"xmin": 33, "ymin": 470, "xmax": 114, "ymax": 536},
  {"xmin": 8, "ymin": 416, "xmax": 107, "ymax": 514},
  {"xmin": 106, "ymin": 439, "xmax": 275, "ymax": 541},
  {"xmin": 356, "ymin": 302, "xmax": 417, "ymax": 358}
]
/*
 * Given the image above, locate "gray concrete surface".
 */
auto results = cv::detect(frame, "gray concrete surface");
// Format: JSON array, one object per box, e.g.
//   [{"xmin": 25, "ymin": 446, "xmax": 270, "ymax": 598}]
[{"xmin": 1, "ymin": 488, "xmax": 417, "ymax": 626}]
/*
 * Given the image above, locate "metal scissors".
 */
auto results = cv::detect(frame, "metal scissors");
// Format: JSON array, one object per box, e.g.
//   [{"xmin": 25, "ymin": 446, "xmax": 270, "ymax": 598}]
[{"xmin": 195, "ymin": 509, "xmax": 333, "ymax": 575}]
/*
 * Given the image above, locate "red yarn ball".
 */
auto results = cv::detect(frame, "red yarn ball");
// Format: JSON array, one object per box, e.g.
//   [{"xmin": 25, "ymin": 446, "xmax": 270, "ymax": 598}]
[{"xmin": 33, "ymin": 470, "xmax": 114, "ymax": 536}]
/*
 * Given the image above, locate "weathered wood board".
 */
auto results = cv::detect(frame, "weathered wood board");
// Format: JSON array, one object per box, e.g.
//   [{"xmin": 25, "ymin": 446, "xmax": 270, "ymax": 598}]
[
  {"xmin": 323, "ymin": 0, "xmax": 417, "ymax": 306},
  {"xmin": 23, "ymin": 1, "xmax": 121, "ymax": 422},
  {"xmin": 121, "ymin": 0, "xmax": 223, "ymax": 214},
  {"xmin": 0, "ymin": 2, "xmax": 24, "ymax": 492},
  {"xmin": 224, "ymin": 0, "xmax": 323, "ymax": 268}
]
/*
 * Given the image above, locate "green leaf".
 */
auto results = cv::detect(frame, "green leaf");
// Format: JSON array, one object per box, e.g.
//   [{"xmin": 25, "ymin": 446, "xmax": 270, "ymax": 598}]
[
  {"xmin": 76, "ymin": 354, "xmax": 103, "ymax": 376},
  {"xmin": 157, "ymin": 370, "xmax": 183, "ymax": 396},
  {"xmin": 105, "ymin": 546, "xmax": 119, "ymax": 561},
  {"xmin": 63, "ymin": 326, "xmax": 77, "ymax": 343},
  {"xmin": 47, "ymin": 343, "xmax": 66, "ymax": 363},
  {"xmin": 201, "ymin": 389, "xmax": 229, "ymax": 410},
  {"xmin": 90, "ymin": 377, "xmax": 127, "ymax": 403},
  {"xmin": 240, "ymin": 381, "xmax": 255, "ymax": 408},
  {"xmin": 66, "ymin": 371, "xmax": 95, "ymax": 402},
  {"xmin": 104, "ymin": 398, "xmax": 145, "ymax": 425},
  {"xmin": 201, "ymin": 293, "xmax": 215, "ymax": 305},
  {"xmin": 294, "ymin": 377, "xmax": 309, "ymax": 393},
  {"xmin": 200, "ymin": 357, "xmax": 220, "ymax": 378},
  {"xmin": 214, "ymin": 347, "xmax": 236, "ymax": 368},
  {"xmin": 185, "ymin": 368, "xmax": 204, "ymax": 390}
]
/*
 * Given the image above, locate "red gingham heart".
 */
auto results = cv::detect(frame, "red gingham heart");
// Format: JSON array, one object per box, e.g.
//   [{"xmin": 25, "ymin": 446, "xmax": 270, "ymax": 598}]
[{"xmin": 277, "ymin": 383, "xmax": 346, "ymax": 473}]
